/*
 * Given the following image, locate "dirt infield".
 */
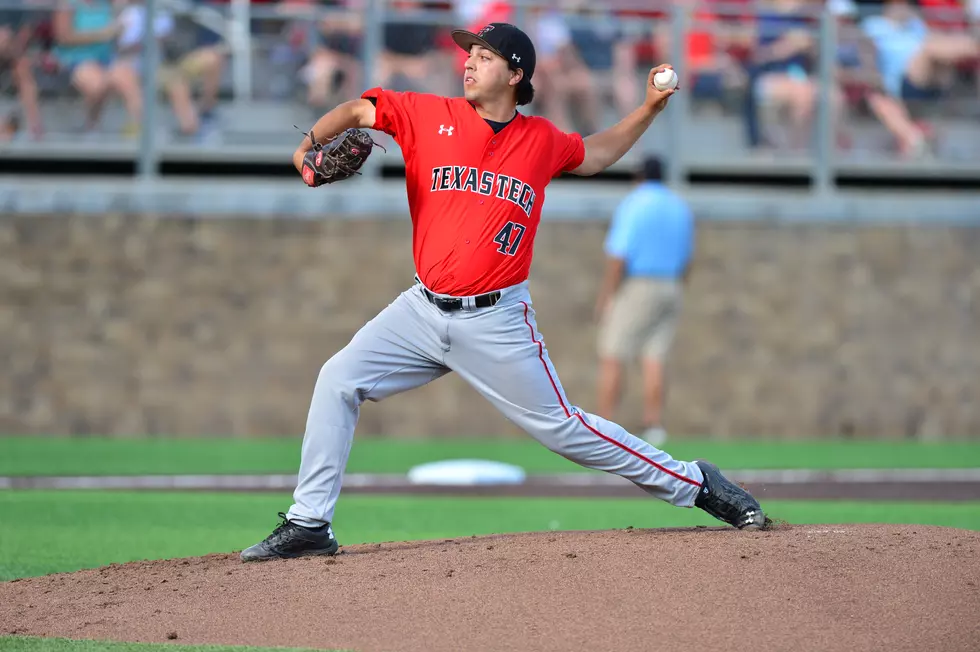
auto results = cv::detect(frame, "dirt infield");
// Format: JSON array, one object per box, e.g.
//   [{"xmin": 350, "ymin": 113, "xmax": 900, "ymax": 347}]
[{"xmin": 3, "ymin": 524, "xmax": 979, "ymax": 652}]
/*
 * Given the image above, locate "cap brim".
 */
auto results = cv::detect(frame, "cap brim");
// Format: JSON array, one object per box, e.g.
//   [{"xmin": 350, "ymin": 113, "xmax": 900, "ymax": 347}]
[{"xmin": 451, "ymin": 30, "xmax": 505, "ymax": 60}]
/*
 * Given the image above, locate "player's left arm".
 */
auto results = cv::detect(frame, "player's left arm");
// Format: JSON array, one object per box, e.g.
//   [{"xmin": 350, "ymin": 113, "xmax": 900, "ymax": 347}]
[
  {"xmin": 570, "ymin": 65, "xmax": 677, "ymax": 177},
  {"xmin": 292, "ymin": 99, "xmax": 377, "ymax": 173}
]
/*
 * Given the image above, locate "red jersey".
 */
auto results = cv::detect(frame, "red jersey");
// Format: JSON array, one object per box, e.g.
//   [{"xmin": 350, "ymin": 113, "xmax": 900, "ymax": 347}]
[{"xmin": 361, "ymin": 87, "xmax": 586, "ymax": 296}]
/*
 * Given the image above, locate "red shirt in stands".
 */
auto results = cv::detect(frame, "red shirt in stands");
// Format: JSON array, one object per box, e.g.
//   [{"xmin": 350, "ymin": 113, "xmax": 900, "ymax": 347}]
[
  {"xmin": 361, "ymin": 87, "xmax": 585, "ymax": 296},
  {"xmin": 918, "ymin": 0, "xmax": 968, "ymax": 30}
]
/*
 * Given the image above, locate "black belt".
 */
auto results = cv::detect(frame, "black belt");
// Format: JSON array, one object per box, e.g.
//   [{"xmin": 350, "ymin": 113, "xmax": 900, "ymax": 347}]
[{"xmin": 420, "ymin": 284, "xmax": 501, "ymax": 312}]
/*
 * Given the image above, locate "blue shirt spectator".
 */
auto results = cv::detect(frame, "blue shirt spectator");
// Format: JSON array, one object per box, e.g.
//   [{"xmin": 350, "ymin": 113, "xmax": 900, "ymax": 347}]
[
  {"xmin": 861, "ymin": 12, "xmax": 929, "ymax": 96},
  {"xmin": 52, "ymin": 0, "xmax": 115, "ymax": 70},
  {"xmin": 595, "ymin": 156, "xmax": 693, "ymax": 447},
  {"xmin": 604, "ymin": 175, "xmax": 693, "ymax": 280}
]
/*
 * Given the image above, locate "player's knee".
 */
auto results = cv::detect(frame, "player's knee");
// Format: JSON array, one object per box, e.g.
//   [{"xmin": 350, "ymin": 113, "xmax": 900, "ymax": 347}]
[
  {"xmin": 315, "ymin": 355, "xmax": 361, "ymax": 408},
  {"xmin": 532, "ymin": 416, "xmax": 580, "ymax": 457}
]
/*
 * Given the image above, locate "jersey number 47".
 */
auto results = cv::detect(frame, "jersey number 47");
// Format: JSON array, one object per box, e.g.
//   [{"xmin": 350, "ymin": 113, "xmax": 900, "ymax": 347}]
[{"xmin": 493, "ymin": 221, "xmax": 526, "ymax": 256}]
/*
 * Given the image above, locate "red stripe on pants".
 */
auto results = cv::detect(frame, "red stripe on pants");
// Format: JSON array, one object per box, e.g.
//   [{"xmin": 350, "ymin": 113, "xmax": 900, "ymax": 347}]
[{"xmin": 521, "ymin": 302, "xmax": 701, "ymax": 488}]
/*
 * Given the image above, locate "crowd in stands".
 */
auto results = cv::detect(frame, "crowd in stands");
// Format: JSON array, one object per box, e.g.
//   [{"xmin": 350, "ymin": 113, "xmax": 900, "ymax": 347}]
[
  {"xmin": 1, "ymin": 0, "xmax": 226, "ymax": 141},
  {"xmin": 1, "ymin": 0, "xmax": 978, "ymax": 160}
]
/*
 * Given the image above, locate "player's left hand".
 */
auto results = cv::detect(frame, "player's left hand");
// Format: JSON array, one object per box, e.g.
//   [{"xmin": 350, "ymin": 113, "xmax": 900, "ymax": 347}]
[
  {"xmin": 644, "ymin": 64, "xmax": 678, "ymax": 115},
  {"xmin": 299, "ymin": 127, "xmax": 381, "ymax": 187}
]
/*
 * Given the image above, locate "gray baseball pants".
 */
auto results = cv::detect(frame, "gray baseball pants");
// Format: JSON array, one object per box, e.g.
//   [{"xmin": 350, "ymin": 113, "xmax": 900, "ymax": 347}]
[{"xmin": 286, "ymin": 279, "xmax": 704, "ymax": 527}]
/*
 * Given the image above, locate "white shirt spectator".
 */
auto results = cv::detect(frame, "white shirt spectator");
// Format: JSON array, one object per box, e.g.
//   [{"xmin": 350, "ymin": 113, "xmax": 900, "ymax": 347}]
[
  {"xmin": 117, "ymin": 3, "xmax": 174, "ymax": 51},
  {"xmin": 534, "ymin": 10, "xmax": 571, "ymax": 58}
]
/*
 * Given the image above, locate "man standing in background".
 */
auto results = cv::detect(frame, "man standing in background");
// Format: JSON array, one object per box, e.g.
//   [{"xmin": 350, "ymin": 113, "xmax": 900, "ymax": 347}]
[{"xmin": 594, "ymin": 156, "xmax": 693, "ymax": 447}]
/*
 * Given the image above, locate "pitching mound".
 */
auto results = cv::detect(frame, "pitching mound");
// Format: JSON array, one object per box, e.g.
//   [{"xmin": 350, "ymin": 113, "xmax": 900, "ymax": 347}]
[{"xmin": 2, "ymin": 524, "xmax": 979, "ymax": 652}]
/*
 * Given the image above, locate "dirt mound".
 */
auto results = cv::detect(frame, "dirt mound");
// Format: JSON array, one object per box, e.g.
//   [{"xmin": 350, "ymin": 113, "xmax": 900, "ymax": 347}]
[{"xmin": 2, "ymin": 524, "xmax": 979, "ymax": 652}]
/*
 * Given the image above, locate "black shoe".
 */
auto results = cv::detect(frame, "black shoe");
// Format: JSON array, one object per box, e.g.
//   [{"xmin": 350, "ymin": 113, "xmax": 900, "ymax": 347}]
[
  {"xmin": 694, "ymin": 461, "xmax": 767, "ymax": 530},
  {"xmin": 240, "ymin": 512, "xmax": 339, "ymax": 562}
]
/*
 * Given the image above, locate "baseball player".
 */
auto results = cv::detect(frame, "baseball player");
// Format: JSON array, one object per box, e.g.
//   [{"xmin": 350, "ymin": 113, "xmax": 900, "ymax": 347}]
[{"xmin": 241, "ymin": 22, "xmax": 766, "ymax": 562}]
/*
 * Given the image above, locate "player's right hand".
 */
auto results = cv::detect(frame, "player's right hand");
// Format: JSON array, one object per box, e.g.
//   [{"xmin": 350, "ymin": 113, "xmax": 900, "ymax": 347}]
[{"xmin": 644, "ymin": 65, "xmax": 678, "ymax": 115}]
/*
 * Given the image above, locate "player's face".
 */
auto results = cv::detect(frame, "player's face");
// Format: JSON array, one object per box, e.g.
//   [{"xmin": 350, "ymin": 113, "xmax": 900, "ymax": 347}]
[{"xmin": 463, "ymin": 45, "xmax": 519, "ymax": 103}]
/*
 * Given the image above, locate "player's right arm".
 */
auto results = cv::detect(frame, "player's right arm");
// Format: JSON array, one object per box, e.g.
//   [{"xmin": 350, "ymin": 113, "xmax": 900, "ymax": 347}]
[{"xmin": 292, "ymin": 99, "xmax": 377, "ymax": 173}]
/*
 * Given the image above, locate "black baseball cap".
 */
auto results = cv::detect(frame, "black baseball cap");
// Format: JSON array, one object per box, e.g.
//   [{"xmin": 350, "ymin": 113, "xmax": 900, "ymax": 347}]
[{"xmin": 451, "ymin": 23, "xmax": 536, "ymax": 82}]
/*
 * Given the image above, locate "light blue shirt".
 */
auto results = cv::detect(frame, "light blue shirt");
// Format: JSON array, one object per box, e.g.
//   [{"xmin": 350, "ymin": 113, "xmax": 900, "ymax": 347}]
[
  {"xmin": 604, "ymin": 182, "xmax": 693, "ymax": 279},
  {"xmin": 53, "ymin": 0, "xmax": 115, "ymax": 68},
  {"xmin": 861, "ymin": 14, "xmax": 928, "ymax": 97}
]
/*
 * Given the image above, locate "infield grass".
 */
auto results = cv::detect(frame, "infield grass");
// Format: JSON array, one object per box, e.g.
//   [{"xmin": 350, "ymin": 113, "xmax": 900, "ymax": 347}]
[
  {"xmin": 0, "ymin": 436, "xmax": 976, "ymax": 476},
  {"xmin": 0, "ymin": 637, "xmax": 349, "ymax": 652},
  {"xmin": 2, "ymin": 490, "xmax": 979, "ymax": 581}
]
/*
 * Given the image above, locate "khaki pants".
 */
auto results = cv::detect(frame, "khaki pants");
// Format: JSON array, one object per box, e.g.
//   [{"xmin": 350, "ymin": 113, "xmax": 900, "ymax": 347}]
[
  {"xmin": 158, "ymin": 45, "xmax": 227, "ymax": 88},
  {"xmin": 598, "ymin": 277, "xmax": 681, "ymax": 362}
]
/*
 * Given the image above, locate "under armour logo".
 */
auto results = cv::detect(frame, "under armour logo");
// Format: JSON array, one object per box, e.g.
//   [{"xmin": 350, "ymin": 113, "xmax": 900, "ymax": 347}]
[
  {"xmin": 478, "ymin": 25, "xmax": 494, "ymax": 37},
  {"xmin": 512, "ymin": 54, "xmax": 521, "ymax": 63},
  {"xmin": 438, "ymin": 125, "xmax": 455, "ymax": 136}
]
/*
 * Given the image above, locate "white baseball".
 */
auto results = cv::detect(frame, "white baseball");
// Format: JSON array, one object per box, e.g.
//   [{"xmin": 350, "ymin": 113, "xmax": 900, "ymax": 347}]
[{"xmin": 653, "ymin": 69, "xmax": 678, "ymax": 91}]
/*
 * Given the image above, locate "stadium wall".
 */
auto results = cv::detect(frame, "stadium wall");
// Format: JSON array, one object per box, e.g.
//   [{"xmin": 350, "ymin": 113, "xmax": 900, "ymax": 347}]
[{"xmin": 2, "ymin": 213, "xmax": 977, "ymax": 440}]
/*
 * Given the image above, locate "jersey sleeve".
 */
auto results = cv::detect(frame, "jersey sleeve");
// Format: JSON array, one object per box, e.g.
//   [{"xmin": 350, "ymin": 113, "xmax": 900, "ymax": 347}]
[
  {"xmin": 549, "ymin": 125, "xmax": 586, "ymax": 177},
  {"xmin": 360, "ymin": 87, "xmax": 421, "ymax": 151}
]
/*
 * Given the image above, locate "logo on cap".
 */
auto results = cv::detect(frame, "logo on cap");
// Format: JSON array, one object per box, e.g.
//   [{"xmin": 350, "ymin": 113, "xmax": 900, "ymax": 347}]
[
  {"xmin": 478, "ymin": 25, "xmax": 494, "ymax": 37},
  {"xmin": 512, "ymin": 54, "xmax": 521, "ymax": 63}
]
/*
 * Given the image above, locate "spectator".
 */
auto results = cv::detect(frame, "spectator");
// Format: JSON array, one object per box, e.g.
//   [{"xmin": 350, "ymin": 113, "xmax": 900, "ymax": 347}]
[
  {"xmin": 862, "ymin": 0, "xmax": 980, "ymax": 104},
  {"xmin": 529, "ymin": 2, "xmax": 601, "ymax": 134},
  {"xmin": 655, "ymin": 2, "xmax": 748, "ymax": 109},
  {"xmin": 528, "ymin": 3, "xmax": 569, "ymax": 127},
  {"xmin": 379, "ymin": 0, "xmax": 444, "ymax": 93},
  {"xmin": 52, "ymin": 0, "xmax": 141, "ymax": 135},
  {"xmin": 304, "ymin": 0, "xmax": 362, "ymax": 112},
  {"xmin": 115, "ymin": 0, "xmax": 199, "ymax": 137},
  {"xmin": 832, "ymin": 0, "xmax": 930, "ymax": 157},
  {"xmin": 272, "ymin": 0, "xmax": 320, "ymax": 101},
  {"xmin": 742, "ymin": 0, "xmax": 818, "ymax": 151},
  {"xmin": 594, "ymin": 157, "xmax": 694, "ymax": 448},
  {"xmin": 0, "ymin": 7, "xmax": 43, "ymax": 139},
  {"xmin": 564, "ymin": 0, "xmax": 638, "ymax": 128},
  {"xmin": 164, "ymin": 3, "xmax": 227, "ymax": 137},
  {"xmin": 451, "ymin": 0, "xmax": 514, "ymax": 83}
]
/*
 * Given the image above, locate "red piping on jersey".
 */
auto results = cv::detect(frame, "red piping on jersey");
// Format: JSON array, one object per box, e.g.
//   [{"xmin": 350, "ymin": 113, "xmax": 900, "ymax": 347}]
[{"xmin": 520, "ymin": 301, "xmax": 701, "ymax": 488}]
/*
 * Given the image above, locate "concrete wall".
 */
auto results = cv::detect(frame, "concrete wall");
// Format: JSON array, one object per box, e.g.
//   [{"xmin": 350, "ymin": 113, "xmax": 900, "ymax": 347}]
[{"xmin": 2, "ymin": 214, "xmax": 978, "ymax": 440}]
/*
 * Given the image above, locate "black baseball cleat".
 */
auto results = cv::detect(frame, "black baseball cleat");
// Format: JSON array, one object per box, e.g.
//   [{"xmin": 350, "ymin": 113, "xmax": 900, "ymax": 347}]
[
  {"xmin": 240, "ymin": 512, "xmax": 339, "ymax": 562},
  {"xmin": 694, "ymin": 461, "xmax": 767, "ymax": 530}
]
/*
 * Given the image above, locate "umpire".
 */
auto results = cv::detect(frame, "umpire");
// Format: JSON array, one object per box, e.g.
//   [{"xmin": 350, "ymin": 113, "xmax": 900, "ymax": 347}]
[{"xmin": 594, "ymin": 156, "xmax": 694, "ymax": 446}]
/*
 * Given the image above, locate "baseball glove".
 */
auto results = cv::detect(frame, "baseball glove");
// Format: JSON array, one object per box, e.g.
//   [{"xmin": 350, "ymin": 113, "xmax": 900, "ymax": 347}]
[{"xmin": 300, "ymin": 127, "xmax": 385, "ymax": 187}]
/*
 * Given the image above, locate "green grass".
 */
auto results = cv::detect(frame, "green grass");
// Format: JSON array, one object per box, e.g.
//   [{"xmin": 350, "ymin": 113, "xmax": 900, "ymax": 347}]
[
  {"xmin": 0, "ymin": 436, "xmax": 975, "ymax": 476},
  {"xmin": 0, "ymin": 637, "xmax": 347, "ymax": 652},
  {"xmin": 2, "ymin": 489, "xmax": 979, "ymax": 581}
]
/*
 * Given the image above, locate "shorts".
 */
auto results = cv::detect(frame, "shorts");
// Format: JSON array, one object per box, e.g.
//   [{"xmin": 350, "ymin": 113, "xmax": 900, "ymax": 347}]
[
  {"xmin": 320, "ymin": 31, "xmax": 361, "ymax": 56},
  {"xmin": 383, "ymin": 22, "xmax": 437, "ymax": 56},
  {"xmin": 569, "ymin": 26, "xmax": 617, "ymax": 71},
  {"xmin": 901, "ymin": 77, "xmax": 941, "ymax": 101},
  {"xmin": 61, "ymin": 52, "xmax": 115, "ymax": 76},
  {"xmin": 117, "ymin": 46, "xmax": 219, "ymax": 88},
  {"xmin": 692, "ymin": 71, "xmax": 725, "ymax": 101},
  {"xmin": 195, "ymin": 25, "xmax": 222, "ymax": 48},
  {"xmin": 598, "ymin": 277, "xmax": 681, "ymax": 362}
]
